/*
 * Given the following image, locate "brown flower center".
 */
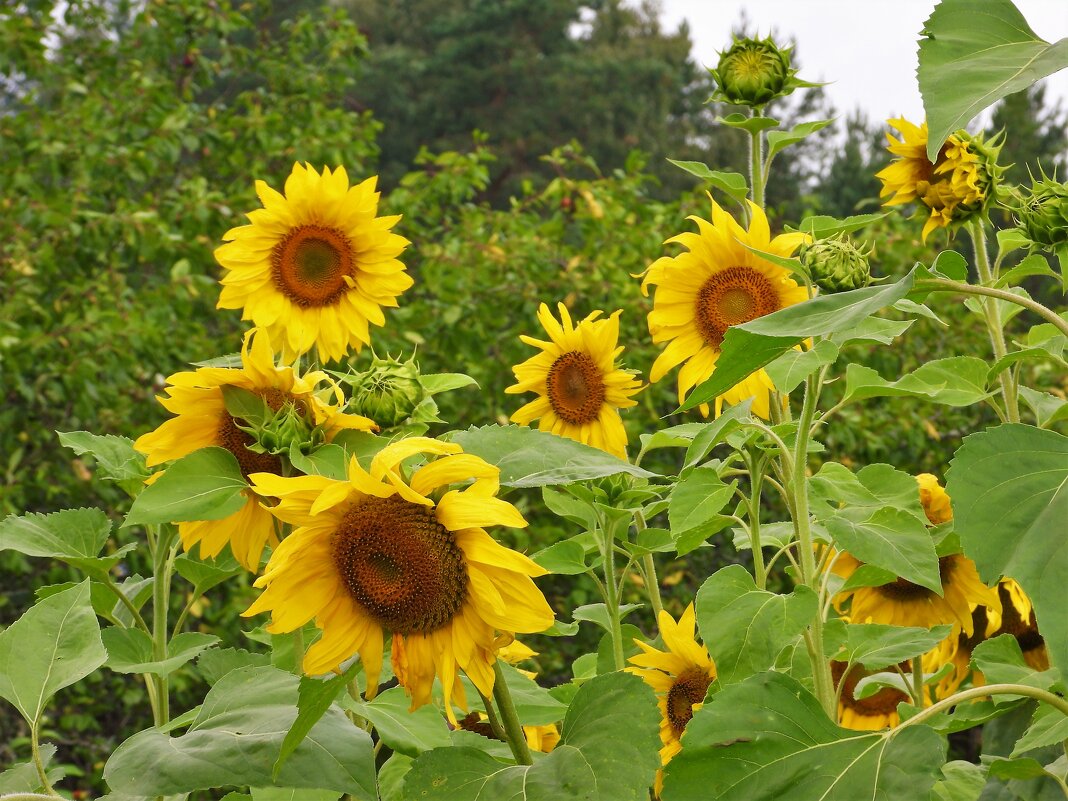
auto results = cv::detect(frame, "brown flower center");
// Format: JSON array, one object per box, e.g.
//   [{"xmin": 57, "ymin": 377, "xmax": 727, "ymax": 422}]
[
  {"xmin": 331, "ymin": 495, "xmax": 468, "ymax": 635},
  {"xmin": 216, "ymin": 388, "xmax": 289, "ymax": 478},
  {"xmin": 457, "ymin": 711, "xmax": 500, "ymax": 740},
  {"xmin": 545, "ymin": 351, "xmax": 606, "ymax": 425},
  {"xmin": 272, "ymin": 224, "xmax": 354, "ymax": 307},
  {"xmin": 665, "ymin": 667, "xmax": 713, "ymax": 737},
  {"xmin": 873, "ymin": 555, "xmax": 954, "ymax": 602},
  {"xmin": 832, "ymin": 660, "xmax": 910, "ymax": 718},
  {"xmin": 694, "ymin": 266, "xmax": 780, "ymax": 350}
]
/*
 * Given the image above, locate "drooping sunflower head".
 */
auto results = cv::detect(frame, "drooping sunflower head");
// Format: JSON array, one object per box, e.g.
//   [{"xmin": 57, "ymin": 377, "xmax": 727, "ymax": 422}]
[
  {"xmin": 627, "ymin": 604, "xmax": 716, "ymax": 795},
  {"xmin": 642, "ymin": 197, "xmax": 809, "ymax": 418},
  {"xmin": 832, "ymin": 659, "xmax": 915, "ymax": 730},
  {"xmin": 876, "ymin": 119, "xmax": 1002, "ymax": 241},
  {"xmin": 916, "ymin": 473, "xmax": 953, "ymax": 525},
  {"xmin": 134, "ymin": 328, "xmax": 376, "ymax": 571},
  {"xmin": 994, "ymin": 579, "xmax": 1049, "ymax": 671},
  {"xmin": 243, "ymin": 437, "xmax": 554, "ymax": 720},
  {"xmin": 506, "ymin": 303, "xmax": 643, "ymax": 459},
  {"xmin": 216, "ymin": 163, "xmax": 412, "ymax": 363},
  {"xmin": 922, "ymin": 604, "xmax": 994, "ymax": 699}
]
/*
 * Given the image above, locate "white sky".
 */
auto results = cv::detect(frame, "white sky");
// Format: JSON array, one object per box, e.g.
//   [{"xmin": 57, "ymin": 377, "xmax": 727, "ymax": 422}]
[{"xmin": 659, "ymin": 0, "xmax": 1068, "ymax": 125}]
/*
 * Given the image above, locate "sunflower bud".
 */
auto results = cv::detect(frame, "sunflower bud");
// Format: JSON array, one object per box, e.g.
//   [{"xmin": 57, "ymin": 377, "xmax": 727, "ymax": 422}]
[
  {"xmin": 346, "ymin": 353, "xmax": 428, "ymax": 429},
  {"xmin": 709, "ymin": 36, "xmax": 795, "ymax": 107},
  {"xmin": 257, "ymin": 400, "xmax": 324, "ymax": 455},
  {"xmin": 799, "ymin": 236, "xmax": 873, "ymax": 293},
  {"xmin": 1014, "ymin": 175, "xmax": 1068, "ymax": 251}
]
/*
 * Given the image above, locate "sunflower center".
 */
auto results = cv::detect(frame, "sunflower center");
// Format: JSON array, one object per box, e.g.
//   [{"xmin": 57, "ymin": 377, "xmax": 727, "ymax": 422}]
[
  {"xmin": 272, "ymin": 225, "xmax": 354, "ymax": 307},
  {"xmin": 545, "ymin": 351, "xmax": 606, "ymax": 425},
  {"xmin": 665, "ymin": 667, "xmax": 712, "ymax": 737},
  {"xmin": 331, "ymin": 495, "xmax": 468, "ymax": 635},
  {"xmin": 457, "ymin": 711, "xmax": 500, "ymax": 741},
  {"xmin": 873, "ymin": 556, "xmax": 953, "ymax": 601},
  {"xmin": 216, "ymin": 387, "xmax": 289, "ymax": 479},
  {"xmin": 694, "ymin": 266, "xmax": 780, "ymax": 349},
  {"xmin": 832, "ymin": 660, "xmax": 910, "ymax": 718}
]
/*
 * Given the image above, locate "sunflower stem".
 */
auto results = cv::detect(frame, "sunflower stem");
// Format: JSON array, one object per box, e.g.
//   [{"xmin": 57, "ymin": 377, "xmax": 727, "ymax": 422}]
[
  {"xmin": 598, "ymin": 511, "xmax": 627, "ymax": 672},
  {"xmin": 478, "ymin": 688, "xmax": 509, "ymax": 744},
  {"xmin": 910, "ymin": 658, "xmax": 926, "ymax": 708},
  {"xmin": 745, "ymin": 453, "xmax": 768, "ymax": 590},
  {"xmin": 151, "ymin": 524, "xmax": 177, "ymax": 726},
  {"xmin": 634, "ymin": 510, "xmax": 664, "ymax": 620},
  {"xmin": 30, "ymin": 721, "xmax": 59, "ymax": 797},
  {"xmin": 492, "ymin": 660, "xmax": 533, "ymax": 766},
  {"xmin": 895, "ymin": 683, "xmax": 1068, "ymax": 731},
  {"xmin": 791, "ymin": 373, "xmax": 835, "ymax": 718},
  {"xmin": 969, "ymin": 219, "xmax": 1020, "ymax": 423},
  {"xmin": 748, "ymin": 112, "xmax": 765, "ymax": 212}
]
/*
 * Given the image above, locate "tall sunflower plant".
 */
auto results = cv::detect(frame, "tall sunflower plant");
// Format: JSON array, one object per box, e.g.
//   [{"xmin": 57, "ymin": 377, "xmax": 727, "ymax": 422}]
[{"xmin": 2, "ymin": 0, "xmax": 1068, "ymax": 798}]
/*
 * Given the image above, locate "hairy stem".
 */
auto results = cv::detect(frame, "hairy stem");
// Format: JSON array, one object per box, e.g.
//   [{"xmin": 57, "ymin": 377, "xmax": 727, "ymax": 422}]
[
  {"xmin": 478, "ymin": 688, "xmax": 509, "ymax": 744},
  {"xmin": 634, "ymin": 510, "xmax": 664, "ymax": 619},
  {"xmin": 151, "ymin": 526, "xmax": 177, "ymax": 726},
  {"xmin": 896, "ymin": 683, "xmax": 1068, "ymax": 730},
  {"xmin": 30, "ymin": 722, "xmax": 59, "ymax": 797},
  {"xmin": 969, "ymin": 219, "xmax": 1020, "ymax": 422},
  {"xmin": 492, "ymin": 660, "xmax": 533, "ymax": 766},
  {"xmin": 599, "ymin": 513, "xmax": 626, "ymax": 672},
  {"xmin": 749, "ymin": 114, "xmax": 765, "ymax": 211}
]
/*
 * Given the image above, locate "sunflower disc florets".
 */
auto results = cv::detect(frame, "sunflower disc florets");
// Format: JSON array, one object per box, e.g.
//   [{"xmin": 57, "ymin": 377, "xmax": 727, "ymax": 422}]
[
  {"xmin": 346, "ymin": 352, "xmax": 428, "ymax": 429},
  {"xmin": 709, "ymin": 36, "xmax": 796, "ymax": 107},
  {"xmin": 799, "ymin": 236, "xmax": 873, "ymax": 293},
  {"xmin": 1014, "ymin": 173, "xmax": 1068, "ymax": 252}
]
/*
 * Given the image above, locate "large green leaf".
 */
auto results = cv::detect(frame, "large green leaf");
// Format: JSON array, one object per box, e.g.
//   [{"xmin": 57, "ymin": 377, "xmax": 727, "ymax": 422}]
[
  {"xmin": 274, "ymin": 662, "xmax": 360, "ymax": 779},
  {"xmin": 829, "ymin": 624, "xmax": 953, "ymax": 670},
  {"xmin": 668, "ymin": 468, "xmax": 735, "ymax": 555},
  {"xmin": 102, "ymin": 628, "xmax": 219, "ymax": 676},
  {"xmin": 809, "ymin": 462, "xmax": 926, "ymax": 522},
  {"xmin": 681, "ymin": 270, "xmax": 916, "ymax": 411},
  {"xmin": 0, "ymin": 581, "xmax": 106, "ymax": 725},
  {"xmin": 344, "ymin": 686, "xmax": 452, "ymax": 758},
  {"xmin": 918, "ymin": 0, "xmax": 1068, "ymax": 160},
  {"xmin": 825, "ymin": 507, "xmax": 941, "ymax": 593},
  {"xmin": 695, "ymin": 565, "xmax": 818, "ymax": 683},
  {"xmin": 666, "ymin": 159, "xmax": 748, "ymax": 202},
  {"xmin": 402, "ymin": 671, "xmax": 660, "ymax": 800},
  {"xmin": 103, "ymin": 666, "xmax": 376, "ymax": 797},
  {"xmin": 662, "ymin": 672, "xmax": 946, "ymax": 800},
  {"xmin": 946, "ymin": 424, "xmax": 1068, "ymax": 674},
  {"xmin": 58, "ymin": 431, "xmax": 149, "ymax": 495},
  {"xmin": 448, "ymin": 425, "xmax": 656, "ymax": 487},
  {"xmin": 125, "ymin": 446, "xmax": 248, "ymax": 526},
  {"xmin": 0, "ymin": 507, "xmax": 132, "ymax": 573},
  {"xmin": 841, "ymin": 357, "xmax": 992, "ymax": 407}
]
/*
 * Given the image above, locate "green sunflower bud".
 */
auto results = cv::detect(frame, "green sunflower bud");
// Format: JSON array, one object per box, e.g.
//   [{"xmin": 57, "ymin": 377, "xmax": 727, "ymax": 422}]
[
  {"xmin": 1015, "ymin": 175, "xmax": 1068, "ymax": 251},
  {"xmin": 346, "ymin": 353, "xmax": 428, "ymax": 429},
  {"xmin": 799, "ymin": 236, "xmax": 873, "ymax": 293},
  {"xmin": 257, "ymin": 400, "xmax": 324, "ymax": 455},
  {"xmin": 709, "ymin": 36, "xmax": 795, "ymax": 107}
]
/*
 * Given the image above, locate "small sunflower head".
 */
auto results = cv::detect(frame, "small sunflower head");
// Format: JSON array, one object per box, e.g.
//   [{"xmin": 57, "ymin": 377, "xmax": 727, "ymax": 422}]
[
  {"xmin": 1014, "ymin": 173, "xmax": 1068, "ymax": 251},
  {"xmin": 799, "ymin": 236, "xmax": 873, "ymax": 293},
  {"xmin": 254, "ymin": 399, "xmax": 325, "ymax": 455},
  {"xmin": 346, "ymin": 352, "xmax": 428, "ymax": 429},
  {"xmin": 709, "ymin": 36, "xmax": 795, "ymax": 107}
]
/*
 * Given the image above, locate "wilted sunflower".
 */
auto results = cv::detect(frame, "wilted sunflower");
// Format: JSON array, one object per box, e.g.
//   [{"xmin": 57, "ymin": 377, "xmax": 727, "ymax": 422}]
[
  {"xmin": 832, "ymin": 474, "xmax": 1000, "ymax": 632},
  {"xmin": 134, "ymin": 328, "xmax": 374, "ymax": 571},
  {"xmin": 994, "ymin": 579, "xmax": 1049, "ymax": 671},
  {"xmin": 832, "ymin": 659, "xmax": 919, "ymax": 730},
  {"xmin": 628, "ymin": 605, "xmax": 717, "ymax": 795},
  {"xmin": 244, "ymin": 438, "xmax": 554, "ymax": 720},
  {"xmin": 216, "ymin": 163, "xmax": 411, "ymax": 363},
  {"xmin": 875, "ymin": 118, "xmax": 997, "ymax": 241},
  {"xmin": 506, "ymin": 303, "xmax": 642, "ymax": 458},
  {"xmin": 642, "ymin": 197, "xmax": 808, "ymax": 418}
]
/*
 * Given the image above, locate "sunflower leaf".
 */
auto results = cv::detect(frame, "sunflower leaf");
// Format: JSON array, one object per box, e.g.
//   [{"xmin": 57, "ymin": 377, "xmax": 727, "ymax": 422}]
[
  {"xmin": 841, "ymin": 357, "xmax": 993, "ymax": 408},
  {"xmin": 946, "ymin": 424, "xmax": 1068, "ymax": 675},
  {"xmin": 0, "ymin": 507, "xmax": 130, "ymax": 574},
  {"xmin": 662, "ymin": 671, "xmax": 946, "ymax": 800},
  {"xmin": 274, "ymin": 661, "xmax": 361, "ymax": 780},
  {"xmin": 765, "ymin": 118, "xmax": 834, "ymax": 163},
  {"xmin": 124, "ymin": 446, "xmax": 248, "ymax": 527},
  {"xmin": 918, "ymin": 0, "xmax": 1068, "ymax": 160},
  {"xmin": 666, "ymin": 159, "xmax": 749, "ymax": 203},
  {"xmin": 789, "ymin": 212, "xmax": 889, "ymax": 239},
  {"xmin": 829, "ymin": 624, "xmax": 953, "ymax": 670},
  {"xmin": 402, "ymin": 671, "xmax": 660, "ymax": 800},
  {"xmin": 695, "ymin": 564, "xmax": 818, "ymax": 684},
  {"xmin": 57, "ymin": 431, "xmax": 149, "ymax": 496},
  {"xmin": 824, "ymin": 507, "xmax": 941, "ymax": 593},
  {"xmin": 103, "ymin": 665, "xmax": 376, "ymax": 797},
  {"xmin": 679, "ymin": 269, "xmax": 917, "ymax": 412}
]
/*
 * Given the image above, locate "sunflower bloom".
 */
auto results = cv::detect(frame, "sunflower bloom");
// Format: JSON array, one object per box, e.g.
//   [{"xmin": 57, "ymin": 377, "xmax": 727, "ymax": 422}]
[
  {"xmin": 993, "ymin": 579, "xmax": 1049, "ymax": 671},
  {"xmin": 923, "ymin": 604, "xmax": 993, "ymax": 699},
  {"xmin": 506, "ymin": 303, "xmax": 643, "ymax": 458},
  {"xmin": 875, "ymin": 118, "xmax": 992, "ymax": 241},
  {"xmin": 134, "ymin": 328, "xmax": 375, "ymax": 571},
  {"xmin": 243, "ymin": 438, "xmax": 554, "ymax": 721},
  {"xmin": 832, "ymin": 659, "xmax": 920, "ymax": 730},
  {"xmin": 216, "ymin": 163, "xmax": 411, "ymax": 363},
  {"xmin": 628, "ymin": 605, "xmax": 717, "ymax": 795},
  {"xmin": 832, "ymin": 474, "xmax": 1000, "ymax": 632},
  {"xmin": 642, "ymin": 197, "xmax": 808, "ymax": 418}
]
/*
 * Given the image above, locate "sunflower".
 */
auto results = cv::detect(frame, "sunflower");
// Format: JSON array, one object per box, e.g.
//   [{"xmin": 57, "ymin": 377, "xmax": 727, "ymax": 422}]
[
  {"xmin": 923, "ymin": 604, "xmax": 993, "ymax": 699},
  {"xmin": 641, "ymin": 197, "xmax": 809, "ymax": 418},
  {"xmin": 243, "ymin": 437, "xmax": 554, "ymax": 721},
  {"xmin": 506, "ymin": 303, "xmax": 643, "ymax": 458},
  {"xmin": 216, "ymin": 163, "xmax": 411, "ymax": 363},
  {"xmin": 628, "ymin": 605, "xmax": 717, "ymax": 796},
  {"xmin": 875, "ymin": 118, "xmax": 988, "ymax": 241},
  {"xmin": 832, "ymin": 659, "xmax": 917, "ymax": 730},
  {"xmin": 993, "ymin": 579, "xmax": 1049, "ymax": 671},
  {"xmin": 134, "ymin": 328, "xmax": 375, "ymax": 571},
  {"xmin": 831, "ymin": 474, "xmax": 1000, "ymax": 632}
]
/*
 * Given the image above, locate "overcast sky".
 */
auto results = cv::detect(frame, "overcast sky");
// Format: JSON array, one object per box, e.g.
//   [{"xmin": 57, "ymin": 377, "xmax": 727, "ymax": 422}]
[{"xmin": 659, "ymin": 0, "xmax": 1068, "ymax": 126}]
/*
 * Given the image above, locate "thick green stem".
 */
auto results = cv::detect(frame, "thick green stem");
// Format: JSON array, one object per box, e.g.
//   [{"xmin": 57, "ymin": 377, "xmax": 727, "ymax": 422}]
[
  {"xmin": 100, "ymin": 574, "xmax": 150, "ymax": 634},
  {"xmin": 600, "ymin": 519, "xmax": 626, "ymax": 672},
  {"xmin": 910, "ymin": 659, "xmax": 926, "ymax": 708},
  {"xmin": 1, "ymin": 795, "xmax": 66, "ymax": 801},
  {"xmin": 30, "ymin": 722, "xmax": 58, "ymax": 797},
  {"xmin": 634, "ymin": 510, "xmax": 663, "ymax": 619},
  {"xmin": 478, "ymin": 688, "xmax": 509, "ymax": 743},
  {"xmin": 792, "ymin": 374, "xmax": 834, "ymax": 717},
  {"xmin": 896, "ymin": 683, "xmax": 1068, "ymax": 730},
  {"xmin": 749, "ymin": 116, "xmax": 765, "ymax": 211},
  {"xmin": 917, "ymin": 278, "xmax": 1068, "ymax": 338},
  {"xmin": 492, "ymin": 660, "xmax": 533, "ymax": 766},
  {"xmin": 746, "ymin": 457, "xmax": 768, "ymax": 590},
  {"xmin": 151, "ymin": 526, "xmax": 177, "ymax": 726},
  {"xmin": 969, "ymin": 219, "xmax": 1020, "ymax": 423}
]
